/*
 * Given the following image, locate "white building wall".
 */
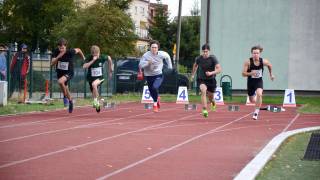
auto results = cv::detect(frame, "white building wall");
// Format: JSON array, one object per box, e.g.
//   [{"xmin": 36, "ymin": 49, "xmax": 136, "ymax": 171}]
[
  {"xmin": 200, "ymin": 0, "xmax": 320, "ymax": 91},
  {"xmin": 128, "ymin": 0, "xmax": 149, "ymax": 39},
  {"xmin": 288, "ymin": 0, "xmax": 320, "ymax": 90}
]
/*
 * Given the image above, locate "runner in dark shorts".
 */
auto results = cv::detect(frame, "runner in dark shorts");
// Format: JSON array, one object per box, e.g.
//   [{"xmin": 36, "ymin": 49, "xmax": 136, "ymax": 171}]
[
  {"xmin": 191, "ymin": 44, "xmax": 221, "ymax": 118},
  {"xmin": 242, "ymin": 45, "xmax": 275, "ymax": 120},
  {"xmin": 83, "ymin": 45, "xmax": 113, "ymax": 113},
  {"xmin": 51, "ymin": 38, "xmax": 85, "ymax": 113}
]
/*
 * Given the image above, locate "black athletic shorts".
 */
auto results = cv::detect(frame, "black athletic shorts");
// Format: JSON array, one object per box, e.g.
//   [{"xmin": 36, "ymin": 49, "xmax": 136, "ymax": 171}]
[
  {"xmin": 88, "ymin": 78, "xmax": 104, "ymax": 92},
  {"xmin": 247, "ymin": 79, "xmax": 263, "ymax": 96},
  {"xmin": 57, "ymin": 71, "xmax": 74, "ymax": 86},
  {"xmin": 197, "ymin": 78, "xmax": 217, "ymax": 93}
]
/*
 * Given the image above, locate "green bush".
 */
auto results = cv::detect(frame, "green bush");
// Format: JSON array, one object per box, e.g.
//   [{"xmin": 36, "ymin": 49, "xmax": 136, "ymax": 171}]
[{"xmin": 179, "ymin": 64, "xmax": 188, "ymax": 73}]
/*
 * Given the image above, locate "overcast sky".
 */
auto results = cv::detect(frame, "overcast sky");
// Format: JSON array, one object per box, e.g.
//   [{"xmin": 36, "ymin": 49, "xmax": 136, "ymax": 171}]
[{"xmin": 150, "ymin": 0, "xmax": 201, "ymax": 20}]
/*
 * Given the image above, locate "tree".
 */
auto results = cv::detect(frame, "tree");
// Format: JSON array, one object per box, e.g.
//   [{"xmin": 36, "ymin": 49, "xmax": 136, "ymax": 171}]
[
  {"xmin": 171, "ymin": 0, "xmax": 200, "ymax": 71},
  {"xmin": 149, "ymin": 0, "xmax": 200, "ymax": 71},
  {"xmin": 178, "ymin": 15, "xmax": 200, "ymax": 70},
  {"xmin": 190, "ymin": 0, "xmax": 200, "ymax": 16},
  {"xmin": 148, "ymin": 2, "xmax": 173, "ymax": 54},
  {"xmin": 0, "ymin": 0, "xmax": 77, "ymax": 50},
  {"xmin": 51, "ymin": 3, "xmax": 137, "ymax": 57},
  {"xmin": 103, "ymin": 0, "xmax": 132, "ymax": 10}
]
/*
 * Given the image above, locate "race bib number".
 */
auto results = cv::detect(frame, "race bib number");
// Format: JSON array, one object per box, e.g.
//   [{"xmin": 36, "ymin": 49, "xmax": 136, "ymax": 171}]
[
  {"xmin": 91, "ymin": 67, "xmax": 103, "ymax": 77},
  {"xmin": 57, "ymin": 61, "xmax": 69, "ymax": 70},
  {"xmin": 251, "ymin": 69, "xmax": 262, "ymax": 78}
]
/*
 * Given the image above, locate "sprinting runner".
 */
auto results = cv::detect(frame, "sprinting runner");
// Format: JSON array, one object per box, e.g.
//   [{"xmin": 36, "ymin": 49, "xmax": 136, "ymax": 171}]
[
  {"xmin": 51, "ymin": 38, "xmax": 85, "ymax": 113},
  {"xmin": 139, "ymin": 40, "xmax": 172, "ymax": 112},
  {"xmin": 83, "ymin": 45, "xmax": 113, "ymax": 112},
  {"xmin": 242, "ymin": 45, "xmax": 275, "ymax": 120},
  {"xmin": 191, "ymin": 43, "xmax": 221, "ymax": 118}
]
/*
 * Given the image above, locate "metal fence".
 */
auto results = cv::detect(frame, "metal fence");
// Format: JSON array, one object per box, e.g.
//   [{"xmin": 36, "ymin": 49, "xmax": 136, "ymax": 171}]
[
  {"xmin": 3, "ymin": 49, "xmax": 115, "ymax": 101},
  {"xmin": 2, "ymin": 47, "xmax": 198, "ymax": 102}
]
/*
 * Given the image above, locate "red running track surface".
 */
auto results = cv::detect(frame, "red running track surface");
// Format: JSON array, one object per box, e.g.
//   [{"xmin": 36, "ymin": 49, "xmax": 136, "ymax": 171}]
[{"xmin": 0, "ymin": 102, "xmax": 319, "ymax": 180}]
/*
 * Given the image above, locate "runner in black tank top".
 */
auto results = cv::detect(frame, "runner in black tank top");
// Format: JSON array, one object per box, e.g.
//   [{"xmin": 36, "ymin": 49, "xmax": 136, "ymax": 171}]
[
  {"xmin": 247, "ymin": 57, "xmax": 264, "ymax": 96},
  {"xmin": 242, "ymin": 45, "xmax": 275, "ymax": 120}
]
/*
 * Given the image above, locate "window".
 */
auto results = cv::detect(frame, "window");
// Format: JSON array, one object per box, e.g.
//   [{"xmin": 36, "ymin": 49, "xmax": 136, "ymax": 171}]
[{"xmin": 137, "ymin": 45, "xmax": 145, "ymax": 53}]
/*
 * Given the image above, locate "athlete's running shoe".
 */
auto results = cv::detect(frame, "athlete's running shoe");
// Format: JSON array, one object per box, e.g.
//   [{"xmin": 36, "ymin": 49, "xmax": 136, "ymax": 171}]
[
  {"xmin": 252, "ymin": 112, "xmax": 258, "ymax": 120},
  {"xmin": 153, "ymin": 105, "xmax": 159, "ymax": 112},
  {"xmin": 210, "ymin": 101, "xmax": 216, "ymax": 111},
  {"xmin": 93, "ymin": 100, "xmax": 99, "ymax": 108},
  {"xmin": 202, "ymin": 109, "xmax": 208, "ymax": 118},
  {"xmin": 68, "ymin": 100, "xmax": 73, "ymax": 113},
  {"xmin": 95, "ymin": 103, "xmax": 101, "ymax": 113}
]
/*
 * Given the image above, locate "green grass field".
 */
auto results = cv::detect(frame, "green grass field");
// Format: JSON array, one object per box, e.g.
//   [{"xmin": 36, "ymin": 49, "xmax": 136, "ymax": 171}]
[
  {"xmin": 257, "ymin": 131, "xmax": 320, "ymax": 180},
  {"xmin": 1, "ymin": 94, "xmax": 319, "ymax": 115}
]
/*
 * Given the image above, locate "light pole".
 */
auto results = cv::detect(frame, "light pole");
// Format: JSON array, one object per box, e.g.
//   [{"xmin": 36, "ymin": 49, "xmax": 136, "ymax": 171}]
[{"xmin": 176, "ymin": 0, "xmax": 182, "ymax": 73}]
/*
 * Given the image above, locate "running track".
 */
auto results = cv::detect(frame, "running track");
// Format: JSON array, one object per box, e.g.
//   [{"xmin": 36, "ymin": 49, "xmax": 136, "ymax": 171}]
[{"xmin": 0, "ymin": 103, "xmax": 319, "ymax": 180}]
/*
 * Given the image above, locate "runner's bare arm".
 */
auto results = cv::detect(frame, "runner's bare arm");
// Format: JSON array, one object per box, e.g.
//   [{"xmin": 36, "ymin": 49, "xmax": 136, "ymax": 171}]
[
  {"xmin": 107, "ymin": 55, "xmax": 113, "ymax": 78},
  {"xmin": 263, "ymin": 59, "xmax": 275, "ymax": 81},
  {"xmin": 191, "ymin": 63, "xmax": 198, "ymax": 80},
  {"xmin": 74, "ymin": 48, "xmax": 85, "ymax": 61},
  {"xmin": 206, "ymin": 63, "xmax": 222, "ymax": 76},
  {"xmin": 51, "ymin": 51, "xmax": 65, "ymax": 66},
  {"xmin": 83, "ymin": 56, "xmax": 98, "ymax": 69},
  {"xmin": 242, "ymin": 60, "xmax": 253, "ymax": 77}
]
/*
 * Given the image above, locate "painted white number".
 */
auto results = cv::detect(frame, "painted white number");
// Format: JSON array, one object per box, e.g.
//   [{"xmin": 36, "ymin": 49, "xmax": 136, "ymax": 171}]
[{"xmin": 144, "ymin": 89, "xmax": 151, "ymax": 99}]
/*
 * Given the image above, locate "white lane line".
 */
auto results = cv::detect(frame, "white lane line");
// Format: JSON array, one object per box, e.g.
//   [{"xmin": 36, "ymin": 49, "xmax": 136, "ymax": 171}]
[
  {"xmin": 96, "ymin": 113, "xmax": 251, "ymax": 180},
  {"xmin": 146, "ymin": 118, "xmax": 320, "ymax": 134},
  {"xmin": 0, "ymin": 107, "xmax": 181, "ymax": 143},
  {"xmin": 282, "ymin": 113, "xmax": 300, "ymax": 132},
  {"xmin": 234, "ymin": 126, "xmax": 320, "ymax": 180},
  {"xmin": 0, "ymin": 113, "xmax": 198, "ymax": 169},
  {"xmin": 0, "ymin": 112, "xmax": 151, "ymax": 143},
  {"xmin": 234, "ymin": 113, "xmax": 308, "ymax": 180},
  {"xmin": 0, "ymin": 106, "xmax": 132, "ymax": 129}
]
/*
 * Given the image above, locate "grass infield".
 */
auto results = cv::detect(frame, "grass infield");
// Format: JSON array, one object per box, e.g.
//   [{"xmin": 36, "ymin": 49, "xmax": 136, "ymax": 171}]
[{"xmin": 256, "ymin": 131, "xmax": 320, "ymax": 180}]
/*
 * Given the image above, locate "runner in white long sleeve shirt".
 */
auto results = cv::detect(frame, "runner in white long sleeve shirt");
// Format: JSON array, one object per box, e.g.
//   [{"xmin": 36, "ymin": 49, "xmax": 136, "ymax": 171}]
[{"xmin": 139, "ymin": 40, "xmax": 172, "ymax": 112}]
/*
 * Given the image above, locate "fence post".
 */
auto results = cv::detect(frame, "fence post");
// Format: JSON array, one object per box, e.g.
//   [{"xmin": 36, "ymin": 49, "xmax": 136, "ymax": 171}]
[
  {"xmin": 84, "ymin": 69, "xmax": 87, "ymax": 98},
  {"xmin": 49, "ymin": 51, "xmax": 53, "ymax": 98},
  {"xmin": 29, "ymin": 52, "xmax": 34, "ymax": 99},
  {"xmin": 5, "ymin": 49, "xmax": 10, "ymax": 84},
  {"xmin": 7, "ymin": 43, "xmax": 18, "ymax": 98},
  {"xmin": 113, "ymin": 59, "xmax": 117, "ymax": 95}
]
